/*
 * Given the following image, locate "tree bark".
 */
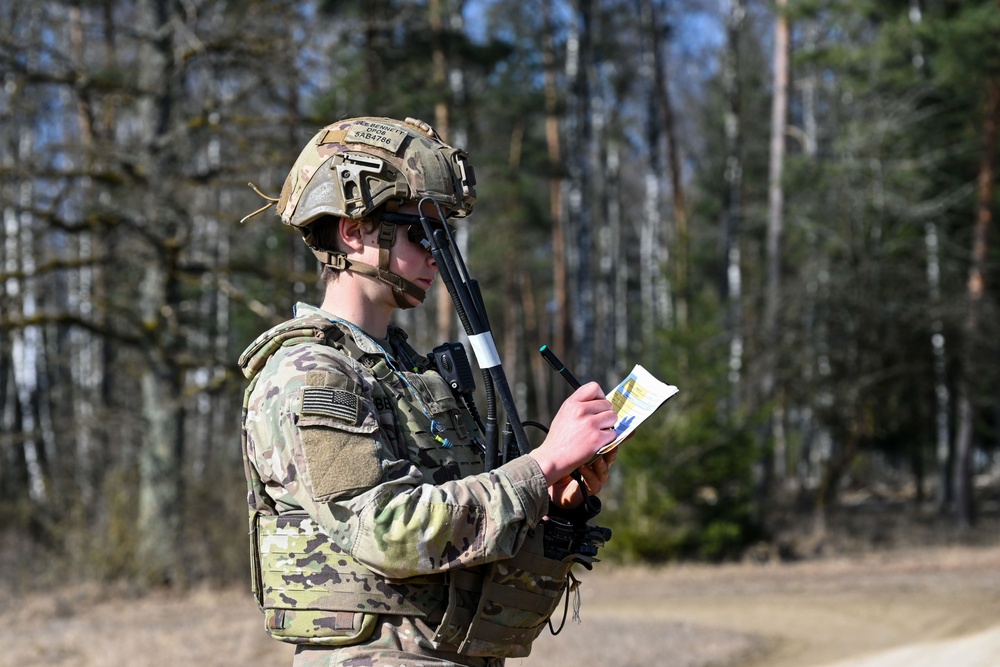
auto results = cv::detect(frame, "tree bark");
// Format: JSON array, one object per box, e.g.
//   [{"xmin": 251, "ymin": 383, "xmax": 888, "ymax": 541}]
[
  {"xmin": 542, "ymin": 0, "xmax": 566, "ymax": 412},
  {"xmin": 639, "ymin": 0, "xmax": 666, "ymax": 349},
  {"xmin": 6, "ymin": 89, "xmax": 50, "ymax": 506},
  {"xmin": 954, "ymin": 74, "xmax": 999, "ymax": 528},
  {"xmin": 597, "ymin": 130, "xmax": 621, "ymax": 386},
  {"xmin": 723, "ymin": 0, "xmax": 746, "ymax": 414},
  {"xmin": 135, "ymin": 0, "xmax": 184, "ymax": 586},
  {"xmin": 567, "ymin": 0, "xmax": 596, "ymax": 375},
  {"xmin": 925, "ymin": 221, "xmax": 952, "ymax": 509},
  {"xmin": 430, "ymin": 0, "xmax": 455, "ymax": 343},
  {"xmin": 646, "ymin": 0, "xmax": 689, "ymax": 327},
  {"xmin": 905, "ymin": 0, "xmax": 955, "ymax": 511},
  {"xmin": 520, "ymin": 270, "xmax": 550, "ymax": 421},
  {"xmin": 762, "ymin": 0, "xmax": 790, "ymax": 492}
]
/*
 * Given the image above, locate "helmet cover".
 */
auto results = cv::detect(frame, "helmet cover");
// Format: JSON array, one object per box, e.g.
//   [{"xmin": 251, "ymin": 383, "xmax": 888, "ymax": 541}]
[{"xmin": 277, "ymin": 116, "xmax": 476, "ymax": 233}]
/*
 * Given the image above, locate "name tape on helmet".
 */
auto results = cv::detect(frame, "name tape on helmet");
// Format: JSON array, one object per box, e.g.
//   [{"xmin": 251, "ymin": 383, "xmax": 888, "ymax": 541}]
[
  {"xmin": 346, "ymin": 120, "xmax": 408, "ymax": 154},
  {"xmin": 469, "ymin": 332, "xmax": 501, "ymax": 369}
]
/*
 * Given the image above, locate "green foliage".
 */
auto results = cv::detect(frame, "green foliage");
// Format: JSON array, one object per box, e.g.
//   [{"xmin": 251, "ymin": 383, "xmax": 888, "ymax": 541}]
[
  {"xmin": 604, "ymin": 300, "xmax": 765, "ymax": 563},
  {"xmin": 921, "ymin": 1, "xmax": 1000, "ymax": 91},
  {"xmin": 779, "ymin": 0, "xmax": 1000, "ymax": 484}
]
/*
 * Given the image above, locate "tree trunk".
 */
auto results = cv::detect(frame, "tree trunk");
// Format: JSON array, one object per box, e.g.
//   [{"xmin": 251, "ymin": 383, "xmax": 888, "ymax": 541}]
[
  {"xmin": 795, "ymin": 18, "xmax": 826, "ymax": 495},
  {"xmin": 762, "ymin": 0, "xmax": 790, "ymax": 493},
  {"xmin": 430, "ymin": 0, "xmax": 455, "ymax": 343},
  {"xmin": 639, "ymin": 0, "xmax": 667, "ymax": 350},
  {"xmin": 723, "ymin": 0, "xmax": 745, "ymax": 415},
  {"xmin": 813, "ymin": 434, "xmax": 858, "ymax": 540},
  {"xmin": 503, "ymin": 122, "xmax": 524, "ymax": 405},
  {"xmin": 765, "ymin": 0, "xmax": 789, "ymax": 397},
  {"xmin": 597, "ymin": 132, "xmax": 621, "ymax": 387},
  {"xmin": 135, "ymin": 0, "xmax": 184, "ymax": 585},
  {"xmin": 7, "ymin": 119, "xmax": 50, "ymax": 506},
  {"xmin": 954, "ymin": 74, "xmax": 999, "ymax": 528},
  {"xmin": 907, "ymin": 0, "xmax": 954, "ymax": 511},
  {"xmin": 567, "ymin": 0, "xmax": 596, "ymax": 375},
  {"xmin": 646, "ymin": 0, "xmax": 689, "ymax": 327},
  {"xmin": 542, "ymin": 0, "xmax": 568, "ymax": 393},
  {"xmin": 69, "ymin": 2, "xmax": 102, "ymax": 504},
  {"xmin": 520, "ymin": 270, "xmax": 550, "ymax": 421},
  {"xmin": 926, "ymin": 220, "xmax": 953, "ymax": 510}
]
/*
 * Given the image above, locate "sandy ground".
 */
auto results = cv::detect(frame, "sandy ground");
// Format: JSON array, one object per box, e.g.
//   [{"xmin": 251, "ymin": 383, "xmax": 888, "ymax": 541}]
[
  {"xmin": 2, "ymin": 544, "xmax": 998, "ymax": 667},
  {"xmin": 524, "ymin": 544, "xmax": 1000, "ymax": 667}
]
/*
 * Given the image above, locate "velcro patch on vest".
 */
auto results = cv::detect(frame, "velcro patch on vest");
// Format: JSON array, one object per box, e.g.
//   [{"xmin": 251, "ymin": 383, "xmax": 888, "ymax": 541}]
[{"xmin": 301, "ymin": 387, "xmax": 360, "ymax": 424}]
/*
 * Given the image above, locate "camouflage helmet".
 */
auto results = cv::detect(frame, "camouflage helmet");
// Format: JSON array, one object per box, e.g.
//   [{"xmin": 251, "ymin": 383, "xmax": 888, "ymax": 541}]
[
  {"xmin": 272, "ymin": 117, "xmax": 476, "ymax": 309},
  {"xmin": 277, "ymin": 116, "xmax": 476, "ymax": 229}
]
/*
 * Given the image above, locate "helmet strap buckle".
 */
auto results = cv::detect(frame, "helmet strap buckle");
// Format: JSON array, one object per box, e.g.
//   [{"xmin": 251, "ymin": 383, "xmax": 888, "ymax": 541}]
[
  {"xmin": 313, "ymin": 248, "xmax": 348, "ymax": 271},
  {"xmin": 377, "ymin": 220, "xmax": 397, "ymax": 250}
]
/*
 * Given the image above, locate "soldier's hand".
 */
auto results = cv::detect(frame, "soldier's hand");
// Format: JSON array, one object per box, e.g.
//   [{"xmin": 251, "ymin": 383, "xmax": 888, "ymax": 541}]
[
  {"xmin": 529, "ymin": 382, "xmax": 617, "ymax": 486},
  {"xmin": 548, "ymin": 449, "xmax": 618, "ymax": 508}
]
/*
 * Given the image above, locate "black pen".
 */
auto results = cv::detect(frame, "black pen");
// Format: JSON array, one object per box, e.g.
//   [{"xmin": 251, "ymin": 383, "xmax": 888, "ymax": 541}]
[
  {"xmin": 539, "ymin": 345, "xmax": 582, "ymax": 390},
  {"xmin": 540, "ymin": 344, "xmax": 605, "ymax": 512}
]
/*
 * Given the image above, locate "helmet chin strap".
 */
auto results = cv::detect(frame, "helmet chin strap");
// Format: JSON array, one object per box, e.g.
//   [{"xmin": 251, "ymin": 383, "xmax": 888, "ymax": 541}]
[
  {"xmin": 348, "ymin": 259, "xmax": 427, "ymax": 309},
  {"xmin": 308, "ymin": 220, "xmax": 427, "ymax": 309}
]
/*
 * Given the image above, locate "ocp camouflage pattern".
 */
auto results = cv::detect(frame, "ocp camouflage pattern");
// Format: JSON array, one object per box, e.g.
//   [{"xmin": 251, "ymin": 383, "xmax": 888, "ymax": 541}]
[
  {"xmin": 277, "ymin": 117, "xmax": 476, "ymax": 230},
  {"xmin": 241, "ymin": 303, "xmax": 552, "ymax": 662}
]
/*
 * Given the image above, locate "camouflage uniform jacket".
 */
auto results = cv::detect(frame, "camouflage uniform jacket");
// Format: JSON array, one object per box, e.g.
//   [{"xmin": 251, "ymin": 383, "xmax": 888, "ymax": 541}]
[{"xmin": 243, "ymin": 303, "xmax": 551, "ymax": 666}]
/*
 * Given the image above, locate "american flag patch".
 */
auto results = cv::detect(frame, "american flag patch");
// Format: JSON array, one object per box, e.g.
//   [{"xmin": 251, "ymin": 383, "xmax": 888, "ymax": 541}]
[{"xmin": 301, "ymin": 387, "xmax": 360, "ymax": 424}]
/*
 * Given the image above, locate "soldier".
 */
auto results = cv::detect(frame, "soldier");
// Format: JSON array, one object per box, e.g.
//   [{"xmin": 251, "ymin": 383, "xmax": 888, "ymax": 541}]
[{"xmin": 239, "ymin": 116, "xmax": 618, "ymax": 667}]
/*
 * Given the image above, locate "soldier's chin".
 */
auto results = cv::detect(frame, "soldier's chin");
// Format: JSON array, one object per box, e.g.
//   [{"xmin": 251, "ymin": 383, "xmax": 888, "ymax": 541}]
[{"xmin": 402, "ymin": 292, "xmax": 425, "ymax": 309}]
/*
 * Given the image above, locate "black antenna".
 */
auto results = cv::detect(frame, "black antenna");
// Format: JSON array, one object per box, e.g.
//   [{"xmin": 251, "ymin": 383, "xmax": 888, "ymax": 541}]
[{"xmin": 418, "ymin": 197, "xmax": 531, "ymax": 469}]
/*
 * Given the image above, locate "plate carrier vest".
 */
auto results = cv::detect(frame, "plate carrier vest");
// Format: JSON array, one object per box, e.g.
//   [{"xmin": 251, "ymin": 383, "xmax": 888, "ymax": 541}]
[{"xmin": 238, "ymin": 314, "xmax": 582, "ymax": 658}]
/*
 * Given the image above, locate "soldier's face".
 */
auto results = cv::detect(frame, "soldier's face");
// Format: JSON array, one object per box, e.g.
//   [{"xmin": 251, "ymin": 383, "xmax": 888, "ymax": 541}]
[{"xmin": 389, "ymin": 203, "xmax": 441, "ymax": 308}]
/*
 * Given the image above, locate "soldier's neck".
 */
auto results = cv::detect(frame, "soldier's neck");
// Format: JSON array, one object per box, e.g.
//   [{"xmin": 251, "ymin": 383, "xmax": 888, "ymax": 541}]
[{"xmin": 320, "ymin": 277, "xmax": 392, "ymax": 339}]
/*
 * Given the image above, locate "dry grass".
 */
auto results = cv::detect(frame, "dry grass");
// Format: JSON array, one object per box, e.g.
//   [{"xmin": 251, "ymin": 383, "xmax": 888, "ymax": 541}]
[
  {"xmin": 3, "ymin": 544, "xmax": 1000, "ymax": 667},
  {"xmin": 1, "ymin": 585, "xmax": 291, "ymax": 667}
]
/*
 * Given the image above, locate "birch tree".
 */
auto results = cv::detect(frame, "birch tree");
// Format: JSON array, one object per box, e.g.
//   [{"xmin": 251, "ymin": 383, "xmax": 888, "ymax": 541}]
[
  {"xmin": 763, "ymin": 0, "xmax": 789, "ymax": 487},
  {"xmin": 566, "ymin": 0, "xmax": 597, "ymax": 375},
  {"xmin": 722, "ymin": 0, "xmax": 746, "ymax": 415},
  {"xmin": 638, "ymin": 0, "xmax": 672, "ymax": 351},
  {"xmin": 906, "ymin": 0, "xmax": 954, "ymax": 510}
]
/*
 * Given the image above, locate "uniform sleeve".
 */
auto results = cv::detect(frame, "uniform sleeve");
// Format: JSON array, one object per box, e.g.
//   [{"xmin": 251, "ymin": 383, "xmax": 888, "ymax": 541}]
[{"xmin": 245, "ymin": 343, "xmax": 551, "ymax": 580}]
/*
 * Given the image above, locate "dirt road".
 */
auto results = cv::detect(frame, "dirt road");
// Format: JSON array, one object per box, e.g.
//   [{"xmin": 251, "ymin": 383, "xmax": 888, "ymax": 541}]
[
  {"xmin": 524, "ymin": 544, "xmax": 1000, "ymax": 667},
  {"xmin": 3, "ymin": 545, "xmax": 998, "ymax": 667},
  {"xmin": 818, "ymin": 626, "xmax": 1000, "ymax": 667}
]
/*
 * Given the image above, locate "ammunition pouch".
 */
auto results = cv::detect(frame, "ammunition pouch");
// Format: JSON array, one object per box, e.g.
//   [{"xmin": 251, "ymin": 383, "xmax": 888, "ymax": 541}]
[{"xmin": 433, "ymin": 527, "xmax": 579, "ymax": 658}]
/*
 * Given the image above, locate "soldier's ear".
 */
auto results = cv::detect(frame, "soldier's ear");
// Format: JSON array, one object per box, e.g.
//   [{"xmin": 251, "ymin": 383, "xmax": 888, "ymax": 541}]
[{"xmin": 339, "ymin": 217, "xmax": 368, "ymax": 252}]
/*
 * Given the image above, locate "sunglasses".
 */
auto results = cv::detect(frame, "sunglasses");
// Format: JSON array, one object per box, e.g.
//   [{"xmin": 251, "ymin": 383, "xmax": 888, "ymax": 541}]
[{"xmin": 381, "ymin": 212, "xmax": 455, "ymax": 251}]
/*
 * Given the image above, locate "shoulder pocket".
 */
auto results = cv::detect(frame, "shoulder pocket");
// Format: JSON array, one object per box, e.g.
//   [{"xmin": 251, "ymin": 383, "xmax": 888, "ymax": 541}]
[{"xmin": 296, "ymin": 371, "xmax": 383, "ymax": 502}]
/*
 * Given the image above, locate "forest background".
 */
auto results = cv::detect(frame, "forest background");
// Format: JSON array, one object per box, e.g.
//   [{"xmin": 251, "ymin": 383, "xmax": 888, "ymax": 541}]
[{"xmin": 1, "ymin": 0, "xmax": 999, "ymax": 589}]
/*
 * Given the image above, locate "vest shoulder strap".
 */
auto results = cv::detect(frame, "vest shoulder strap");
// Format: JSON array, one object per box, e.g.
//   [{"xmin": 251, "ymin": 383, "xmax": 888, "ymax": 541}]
[
  {"xmin": 240, "ymin": 313, "xmax": 347, "ymax": 516},
  {"xmin": 238, "ymin": 314, "xmax": 346, "ymax": 380}
]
